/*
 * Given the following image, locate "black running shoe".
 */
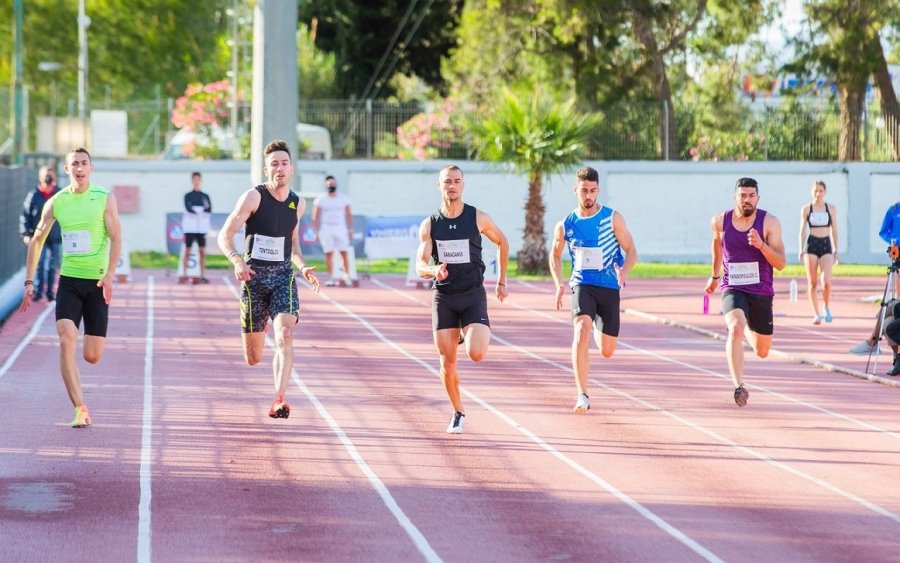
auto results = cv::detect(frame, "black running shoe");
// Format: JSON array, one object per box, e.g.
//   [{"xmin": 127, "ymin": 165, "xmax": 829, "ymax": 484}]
[
  {"xmin": 734, "ymin": 385, "xmax": 749, "ymax": 407},
  {"xmin": 446, "ymin": 411, "xmax": 465, "ymax": 434}
]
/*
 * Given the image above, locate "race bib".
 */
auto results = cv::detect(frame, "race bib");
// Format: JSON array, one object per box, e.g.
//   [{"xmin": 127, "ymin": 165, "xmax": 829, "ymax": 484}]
[
  {"xmin": 729, "ymin": 261, "xmax": 760, "ymax": 285},
  {"xmin": 573, "ymin": 247, "xmax": 604, "ymax": 271},
  {"xmin": 436, "ymin": 239, "xmax": 470, "ymax": 264},
  {"xmin": 62, "ymin": 230, "xmax": 92, "ymax": 255},
  {"xmin": 250, "ymin": 234, "xmax": 285, "ymax": 261}
]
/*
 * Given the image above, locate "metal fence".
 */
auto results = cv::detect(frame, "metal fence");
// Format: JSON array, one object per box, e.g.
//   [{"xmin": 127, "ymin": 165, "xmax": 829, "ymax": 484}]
[
  {"xmin": 0, "ymin": 166, "xmax": 33, "ymax": 283},
  {"xmin": 5, "ymin": 90, "xmax": 900, "ymax": 161}
]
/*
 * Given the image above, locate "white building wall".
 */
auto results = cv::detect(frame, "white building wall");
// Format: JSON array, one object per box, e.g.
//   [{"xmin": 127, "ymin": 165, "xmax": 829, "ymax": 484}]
[{"xmin": 82, "ymin": 159, "xmax": 900, "ymax": 265}]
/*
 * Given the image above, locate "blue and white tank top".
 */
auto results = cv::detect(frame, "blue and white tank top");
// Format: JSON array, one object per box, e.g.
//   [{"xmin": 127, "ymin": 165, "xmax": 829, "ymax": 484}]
[{"xmin": 564, "ymin": 206, "xmax": 623, "ymax": 290}]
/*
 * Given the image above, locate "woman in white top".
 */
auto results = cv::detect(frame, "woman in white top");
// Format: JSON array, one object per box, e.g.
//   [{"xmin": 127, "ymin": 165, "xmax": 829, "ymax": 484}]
[{"xmin": 798, "ymin": 180, "xmax": 838, "ymax": 324}]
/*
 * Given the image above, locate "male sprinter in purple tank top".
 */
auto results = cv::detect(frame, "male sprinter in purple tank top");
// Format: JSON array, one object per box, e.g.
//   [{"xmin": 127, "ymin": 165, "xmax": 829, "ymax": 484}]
[{"xmin": 705, "ymin": 177, "xmax": 786, "ymax": 407}]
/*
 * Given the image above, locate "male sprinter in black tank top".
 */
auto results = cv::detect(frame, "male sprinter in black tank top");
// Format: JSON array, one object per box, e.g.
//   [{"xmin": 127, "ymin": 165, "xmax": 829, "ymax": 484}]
[
  {"xmin": 218, "ymin": 140, "xmax": 321, "ymax": 420},
  {"xmin": 416, "ymin": 165, "xmax": 510, "ymax": 433}
]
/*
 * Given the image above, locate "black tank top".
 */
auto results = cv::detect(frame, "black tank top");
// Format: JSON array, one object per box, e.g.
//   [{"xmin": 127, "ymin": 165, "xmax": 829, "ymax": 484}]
[
  {"xmin": 430, "ymin": 203, "xmax": 484, "ymax": 293},
  {"xmin": 244, "ymin": 184, "xmax": 300, "ymax": 266}
]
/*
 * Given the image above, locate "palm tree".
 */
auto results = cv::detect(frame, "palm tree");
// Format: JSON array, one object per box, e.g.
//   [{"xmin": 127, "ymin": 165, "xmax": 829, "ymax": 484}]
[{"xmin": 469, "ymin": 90, "xmax": 599, "ymax": 274}]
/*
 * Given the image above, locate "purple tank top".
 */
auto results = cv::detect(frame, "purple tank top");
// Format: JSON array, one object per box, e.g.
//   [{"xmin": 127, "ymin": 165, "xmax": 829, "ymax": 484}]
[{"xmin": 722, "ymin": 209, "xmax": 774, "ymax": 297}]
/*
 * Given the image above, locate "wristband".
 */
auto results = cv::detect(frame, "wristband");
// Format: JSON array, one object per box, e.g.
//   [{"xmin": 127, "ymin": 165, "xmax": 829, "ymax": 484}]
[
  {"xmin": 497, "ymin": 283, "xmax": 505, "ymax": 286},
  {"xmin": 24, "ymin": 280, "xmax": 33, "ymax": 287},
  {"xmin": 711, "ymin": 275, "xmax": 720, "ymax": 279},
  {"xmin": 228, "ymin": 250, "xmax": 240, "ymax": 260}
]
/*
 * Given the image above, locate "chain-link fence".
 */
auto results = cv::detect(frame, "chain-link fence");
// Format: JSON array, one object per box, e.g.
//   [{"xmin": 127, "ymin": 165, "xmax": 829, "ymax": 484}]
[
  {"xmin": 0, "ymin": 167, "xmax": 33, "ymax": 283},
  {"xmin": 5, "ymin": 89, "xmax": 900, "ymax": 161}
]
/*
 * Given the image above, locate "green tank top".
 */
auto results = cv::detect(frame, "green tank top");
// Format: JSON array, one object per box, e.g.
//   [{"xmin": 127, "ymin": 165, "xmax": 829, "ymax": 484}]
[{"xmin": 52, "ymin": 184, "xmax": 110, "ymax": 279}]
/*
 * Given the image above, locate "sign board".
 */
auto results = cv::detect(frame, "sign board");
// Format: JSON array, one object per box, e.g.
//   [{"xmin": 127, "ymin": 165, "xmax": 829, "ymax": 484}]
[{"xmin": 365, "ymin": 216, "xmax": 422, "ymax": 259}]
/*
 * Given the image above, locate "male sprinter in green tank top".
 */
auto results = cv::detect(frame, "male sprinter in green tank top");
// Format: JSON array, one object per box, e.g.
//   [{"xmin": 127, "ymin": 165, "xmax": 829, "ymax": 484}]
[{"xmin": 19, "ymin": 147, "xmax": 122, "ymax": 428}]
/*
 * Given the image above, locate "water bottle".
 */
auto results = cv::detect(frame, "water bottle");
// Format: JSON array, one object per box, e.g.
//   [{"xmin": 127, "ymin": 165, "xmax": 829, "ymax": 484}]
[
  {"xmin": 702, "ymin": 292, "xmax": 710, "ymax": 314},
  {"xmin": 789, "ymin": 279, "xmax": 798, "ymax": 303}
]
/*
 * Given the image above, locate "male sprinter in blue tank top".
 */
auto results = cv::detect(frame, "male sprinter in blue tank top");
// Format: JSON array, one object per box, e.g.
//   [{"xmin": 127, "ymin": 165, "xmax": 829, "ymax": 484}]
[
  {"xmin": 416, "ymin": 165, "xmax": 510, "ymax": 434},
  {"xmin": 218, "ymin": 140, "xmax": 321, "ymax": 420},
  {"xmin": 705, "ymin": 177, "xmax": 786, "ymax": 407},
  {"xmin": 550, "ymin": 166, "xmax": 637, "ymax": 413}
]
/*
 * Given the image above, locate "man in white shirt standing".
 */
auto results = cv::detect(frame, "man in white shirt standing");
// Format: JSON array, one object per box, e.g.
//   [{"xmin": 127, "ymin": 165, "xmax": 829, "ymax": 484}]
[{"xmin": 312, "ymin": 175, "xmax": 353, "ymax": 286}]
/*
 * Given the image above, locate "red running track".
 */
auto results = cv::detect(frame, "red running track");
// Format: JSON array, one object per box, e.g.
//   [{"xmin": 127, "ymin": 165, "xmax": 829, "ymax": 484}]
[{"xmin": 0, "ymin": 271, "xmax": 898, "ymax": 562}]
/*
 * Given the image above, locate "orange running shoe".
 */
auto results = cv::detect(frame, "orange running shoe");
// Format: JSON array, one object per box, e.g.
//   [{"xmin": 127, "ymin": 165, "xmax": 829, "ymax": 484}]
[
  {"xmin": 268, "ymin": 396, "xmax": 291, "ymax": 419},
  {"xmin": 71, "ymin": 405, "xmax": 92, "ymax": 428}
]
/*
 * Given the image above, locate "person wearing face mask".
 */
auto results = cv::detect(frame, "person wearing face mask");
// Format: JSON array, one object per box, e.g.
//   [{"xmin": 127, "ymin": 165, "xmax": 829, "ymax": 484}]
[
  {"xmin": 20, "ymin": 165, "xmax": 63, "ymax": 301},
  {"xmin": 312, "ymin": 175, "xmax": 354, "ymax": 286}
]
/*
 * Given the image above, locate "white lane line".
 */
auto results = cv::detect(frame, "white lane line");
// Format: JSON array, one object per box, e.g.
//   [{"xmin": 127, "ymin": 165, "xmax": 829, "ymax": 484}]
[
  {"xmin": 0, "ymin": 304, "xmax": 55, "ymax": 380},
  {"xmin": 138, "ymin": 276, "xmax": 155, "ymax": 563},
  {"xmin": 224, "ymin": 278, "xmax": 441, "ymax": 563},
  {"xmin": 371, "ymin": 277, "xmax": 900, "ymax": 526},
  {"xmin": 365, "ymin": 278, "xmax": 722, "ymax": 562}
]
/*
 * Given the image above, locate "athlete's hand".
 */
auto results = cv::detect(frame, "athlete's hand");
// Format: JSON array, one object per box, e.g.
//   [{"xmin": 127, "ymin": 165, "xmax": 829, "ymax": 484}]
[
  {"xmin": 798, "ymin": 251, "xmax": 804, "ymax": 262},
  {"xmin": 434, "ymin": 262, "xmax": 449, "ymax": 282},
  {"xmin": 234, "ymin": 259, "xmax": 254, "ymax": 282},
  {"xmin": 555, "ymin": 284, "xmax": 566, "ymax": 311},
  {"xmin": 834, "ymin": 252, "xmax": 839, "ymax": 266},
  {"xmin": 97, "ymin": 274, "xmax": 114, "ymax": 304},
  {"xmin": 18, "ymin": 285, "xmax": 34, "ymax": 313},
  {"xmin": 301, "ymin": 266, "xmax": 320, "ymax": 294},
  {"xmin": 747, "ymin": 228, "xmax": 764, "ymax": 249},
  {"xmin": 495, "ymin": 282, "xmax": 508, "ymax": 303},
  {"xmin": 704, "ymin": 277, "xmax": 718, "ymax": 293}
]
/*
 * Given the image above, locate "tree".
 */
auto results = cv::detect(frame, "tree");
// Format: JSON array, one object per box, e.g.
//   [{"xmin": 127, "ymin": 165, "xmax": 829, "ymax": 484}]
[
  {"xmin": 299, "ymin": 0, "xmax": 463, "ymax": 99},
  {"xmin": 787, "ymin": 0, "xmax": 889, "ymax": 160},
  {"xmin": 468, "ymin": 90, "xmax": 599, "ymax": 274}
]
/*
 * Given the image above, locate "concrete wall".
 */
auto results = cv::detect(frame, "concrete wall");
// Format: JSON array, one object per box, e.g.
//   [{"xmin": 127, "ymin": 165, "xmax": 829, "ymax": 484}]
[{"xmin": 84, "ymin": 159, "xmax": 900, "ymax": 265}]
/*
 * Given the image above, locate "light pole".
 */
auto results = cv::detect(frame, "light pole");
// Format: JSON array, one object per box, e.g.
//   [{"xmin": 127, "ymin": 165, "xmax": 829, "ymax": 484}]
[
  {"xmin": 38, "ymin": 61, "xmax": 62, "ymax": 154},
  {"xmin": 77, "ymin": 0, "xmax": 91, "ymax": 146}
]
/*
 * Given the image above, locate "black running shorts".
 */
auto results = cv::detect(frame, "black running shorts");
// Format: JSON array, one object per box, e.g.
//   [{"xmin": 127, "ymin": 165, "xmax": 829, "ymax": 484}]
[
  {"xmin": 432, "ymin": 285, "xmax": 490, "ymax": 331},
  {"xmin": 184, "ymin": 233, "xmax": 207, "ymax": 248},
  {"xmin": 55, "ymin": 275, "xmax": 109, "ymax": 337},
  {"xmin": 571, "ymin": 284, "xmax": 620, "ymax": 337},
  {"xmin": 805, "ymin": 235, "xmax": 832, "ymax": 258},
  {"xmin": 721, "ymin": 289, "xmax": 774, "ymax": 335},
  {"xmin": 240, "ymin": 261, "xmax": 299, "ymax": 333}
]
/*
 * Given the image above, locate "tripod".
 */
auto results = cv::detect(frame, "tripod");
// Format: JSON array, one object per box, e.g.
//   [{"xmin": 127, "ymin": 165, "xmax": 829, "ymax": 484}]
[{"xmin": 866, "ymin": 260, "xmax": 900, "ymax": 375}]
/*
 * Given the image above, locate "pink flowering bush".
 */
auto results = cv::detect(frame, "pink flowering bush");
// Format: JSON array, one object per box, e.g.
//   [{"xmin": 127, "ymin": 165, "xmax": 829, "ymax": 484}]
[
  {"xmin": 396, "ymin": 98, "xmax": 472, "ymax": 160},
  {"xmin": 688, "ymin": 132, "xmax": 767, "ymax": 161},
  {"xmin": 171, "ymin": 80, "xmax": 232, "ymax": 159}
]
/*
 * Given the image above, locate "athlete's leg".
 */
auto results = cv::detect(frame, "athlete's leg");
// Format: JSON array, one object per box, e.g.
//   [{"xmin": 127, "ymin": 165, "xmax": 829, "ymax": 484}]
[
  {"xmin": 339, "ymin": 249, "xmax": 351, "ymax": 282},
  {"xmin": 463, "ymin": 323, "xmax": 490, "ymax": 362},
  {"xmin": 744, "ymin": 330, "xmax": 772, "ymax": 359},
  {"xmin": 819, "ymin": 253, "xmax": 835, "ymax": 310},
  {"xmin": 82, "ymin": 334, "xmax": 106, "ymax": 364},
  {"xmin": 242, "ymin": 332, "xmax": 266, "ymax": 365},
  {"xmin": 182, "ymin": 241, "xmax": 193, "ymax": 274},
  {"xmin": 724, "ymin": 308, "xmax": 748, "ymax": 388},
  {"xmin": 435, "ymin": 328, "xmax": 463, "ymax": 412},
  {"xmin": 804, "ymin": 253, "xmax": 821, "ymax": 317},
  {"xmin": 271, "ymin": 312, "xmax": 295, "ymax": 399},
  {"xmin": 198, "ymin": 245, "xmax": 207, "ymax": 278},
  {"xmin": 57, "ymin": 319, "xmax": 86, "ymax": 407},
  {"xmin": 572, "ymin": 314, "xmax": 592, "ymax": 396},
  {"xmin": 324, "ymin": 251, "xmax": 335, "ymax": 279}
]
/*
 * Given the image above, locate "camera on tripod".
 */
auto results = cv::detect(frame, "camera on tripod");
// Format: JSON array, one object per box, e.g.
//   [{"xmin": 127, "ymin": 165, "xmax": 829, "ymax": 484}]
[{"xmin": 887, "ymin": 241, "xmax": 900, "ymax": 272}]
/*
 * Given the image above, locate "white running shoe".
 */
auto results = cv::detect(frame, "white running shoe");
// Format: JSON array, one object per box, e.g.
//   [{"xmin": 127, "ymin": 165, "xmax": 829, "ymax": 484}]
[
  {"xmin": 446, "ymin": 411, "xmax": 465, "ymax": 434},
  {"xmin": 848, "ymin": 341, "xmax": 876, "ymax": 355},
  {"xmin": 574, "ymin": 393, "xmax": 591, "ymax": 413}
]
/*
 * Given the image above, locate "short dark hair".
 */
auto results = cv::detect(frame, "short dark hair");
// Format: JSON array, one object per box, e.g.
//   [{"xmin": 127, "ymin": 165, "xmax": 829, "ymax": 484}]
[
  {"xmin": 264, "ymin": 139, "xmax": 291, "ymax": 160},
  {"xmin": 575, "ymin": 166, "xmax": 599, "ymax": 183},
  {"xmin": 325, "ymin": 175, "xmax": 335, "ymax": 182},
  {"xmin": 735, "ymin": 177, "xmax": 759, "ymax": 192},
  {"xmin": 192, "ymin": 171, "xmax": 202, "ymax": 179},
  {"xmin": 66, "ymin": 147, "xmax": 91, "ymax": 163},
  {"xmin": 439, "ymin": 164, "xmax": 463, "ymax": 178}
]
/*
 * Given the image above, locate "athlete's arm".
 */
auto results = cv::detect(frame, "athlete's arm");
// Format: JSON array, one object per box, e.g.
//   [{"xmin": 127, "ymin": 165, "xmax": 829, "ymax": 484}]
[
  {"xmin": 798, "ymin": 204, "xmax": 809, "ymax": 262},
  {"xmin": 706, "ymin": 213, "xmax": 724, "ymax": 294},
  {"xmin": 312, "ymin": 201, "xmax": 321, "ymax": 232},
  {"xmin": 416, "ymin": 217, "xmax": 446, "ymax": 280},
  {"xmin": 477, "ymin": 210, "xmax": 509, "ymax": 302},
  {"xmin": 756, "ymin": 214, "xmax": 787, "ymax": 271},
  {"xmin": 99, "ymin": 194, "xmax": 123, "ymax": 304},
  {"xmin": 345, "ymin": 202, "xmax": 353, "ymax": 235},
  {"xmin": 218, "ymin": 189, "xmax": 261, "ymax": 281},
  {"xmin": 19, "ymin": 201, "xmax": 58, "ymax": 313},
  {"xmin": 549, "ymin": 220, "xmax": 567, "ymax": 311},
  {"xmin": 829, "ymin": 204, "xmax": 839, "ymax": 264},
  {"xmin": 612, "ymin": 211, "xmax": 637, "ymax": 287},
  {"xmin": 290, "ymin": 203, "xmax": 320, "ymax": 294}
]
